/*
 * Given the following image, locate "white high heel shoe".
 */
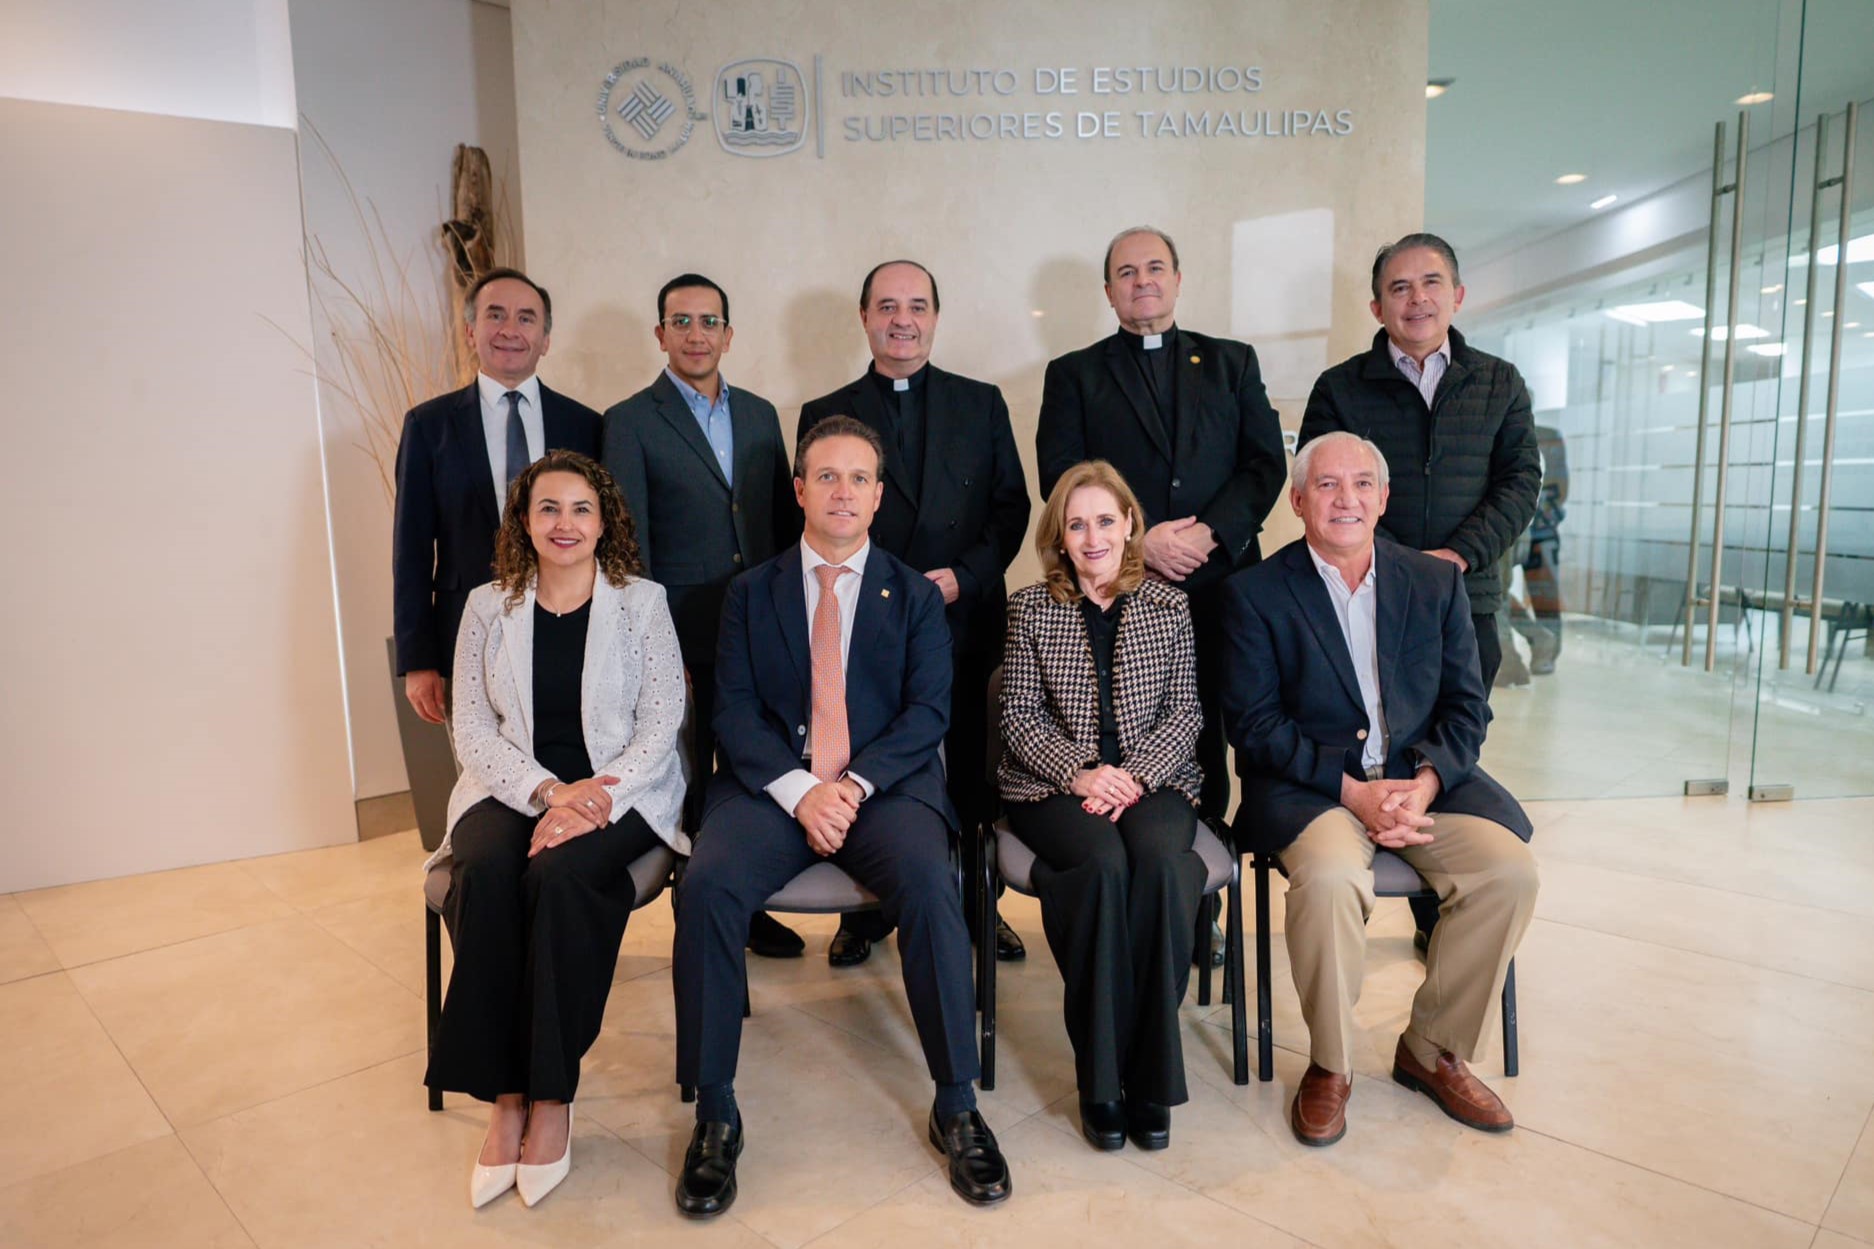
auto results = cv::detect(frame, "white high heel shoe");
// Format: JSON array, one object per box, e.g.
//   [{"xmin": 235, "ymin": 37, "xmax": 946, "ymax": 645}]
[
  {"xmin": 516, "ymin": 1104, "xmax": 573, "ymax": 1207},
  {"xmin": 470, "ymin": 1159, "xmax": 517, "ymax": 1208}
]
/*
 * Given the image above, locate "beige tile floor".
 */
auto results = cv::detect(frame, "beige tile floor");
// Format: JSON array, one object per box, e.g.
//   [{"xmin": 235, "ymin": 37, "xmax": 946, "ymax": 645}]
[{"xmin": 2, "ymin": 794, "xmax": 1871, "ymax": 1248}]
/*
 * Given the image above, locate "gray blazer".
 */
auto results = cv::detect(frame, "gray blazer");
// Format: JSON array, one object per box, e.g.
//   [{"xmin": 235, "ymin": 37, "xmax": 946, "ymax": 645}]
[
  {"xmin": 998, "ymin": 579, "xmax": 1204, "ymax": 807},
  {"xmin": 423, "ymin": 572, "xmax": 690, "ymax": 876},
  {"xmin": 601, "ymin": 372, "xmax": 799, "ymax": 668}
]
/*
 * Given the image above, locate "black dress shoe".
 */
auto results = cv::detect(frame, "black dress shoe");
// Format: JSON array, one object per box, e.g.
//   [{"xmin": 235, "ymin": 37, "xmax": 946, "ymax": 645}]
[
  {"xmin": 747, "ymin": 911, "xmax": 804, "ymax": 959},
  {"xmin": 1079, "ymin": 1098, "xmax": 1125, "ymax": 1151},
  {"xmin": 1191, "ymin": 920, "xmax": 1226, "ymax": 968},
  {"xmin": 1124, "ymin": 1098, "xmax": 1170, "ymax": 1150},
  {"xmin": 994, "ymin": 918, "xmax": 1027, "ymax": 962},
  {"xmin": 675, "ymin": 1119, "xmax": 743, "ymax": 1218},
  {"xmin": 827, "ymin": 925, "xmax": 872, "ymax": 967},
  {"xmin": 927, "ymin": 1108, "xmax": 1012, "ymax": 1205}
]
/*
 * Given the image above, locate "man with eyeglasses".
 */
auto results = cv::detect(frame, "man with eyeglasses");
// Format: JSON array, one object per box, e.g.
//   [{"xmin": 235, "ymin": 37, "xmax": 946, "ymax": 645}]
[{"xmin": 603, "ymin": 273, "xmax": 806, "ymax": 959}]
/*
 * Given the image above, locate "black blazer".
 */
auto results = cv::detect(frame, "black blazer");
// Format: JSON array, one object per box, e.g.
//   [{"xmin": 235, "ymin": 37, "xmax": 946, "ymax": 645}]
[
  {"xmin": 710, "ymin": 543, "xmax": 957, "ymax": 829},
  {"xmin": 1037, "ymin": 327, "xmax": 1286, "ymax": 592},
  {"xmin": 798, "ymin": 366, "xmax": 1029, "ymax": 662},
  {"xmin": 392, "ymin": 381, "xmax": 601, "ymax": 677},
  {"xmin": 1219, "ymin": 538, "xmax": 1531, "ymax": 854},
  {"xmin": 602, "ymin": 372, "xmax": 800, "ymax": 667}
]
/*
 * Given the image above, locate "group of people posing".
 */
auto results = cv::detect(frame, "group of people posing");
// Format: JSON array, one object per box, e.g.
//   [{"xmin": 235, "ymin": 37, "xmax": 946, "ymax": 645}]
[{"xmin": 391, "ymin": 226, "xmax": 1543, "ymax": 1216}]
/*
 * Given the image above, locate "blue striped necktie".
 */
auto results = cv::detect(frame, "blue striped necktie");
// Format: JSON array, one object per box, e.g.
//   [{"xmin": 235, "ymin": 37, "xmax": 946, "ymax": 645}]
[{"xmin": 504, "ymin": 390, "xmax": 528, "ymax": 489}]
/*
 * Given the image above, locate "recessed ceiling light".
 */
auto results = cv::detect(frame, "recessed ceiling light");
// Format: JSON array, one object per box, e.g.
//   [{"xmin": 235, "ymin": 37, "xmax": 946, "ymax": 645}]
[
  {"xmin": 1426, "ymin": 78, "xmax": 1455, "ymax": 99},
  {"xmin": 1736, "ymin": 91, "xmax": 1774, "ymax": 105},
  {"xmin": 1789, "ymin": 233, "xmax": 1874, "ymax": 267},
  {"xmin": 1690, "ymin": 324, "xmax": 1771, "ymax": 341},
  {"xmin": 1606, "ymin": 300, "xmax": 1705, "ymax": 325},
  {"xmin": 1846, "ymin": 322, "xmax": 1862, "ymax": 329},
  {"xmin": 1795, "ymin": 299, "xmax": 1808, "ymax": 306},
  {"xmin": 1591, "ymin": 194, "xmax": 1619, "ymax": 210},
  {"xmin": 1030, "ymin": 309, "xmax": 1046, "ymax": 318},
  {"xmin": 1762, "ymin": 284, "xmax": 1783, "ymax": 294},
  {"xmin": 1747, "ymin": 342, "xmax": 1788, "ymax": 356},
  {"xmin": 1555, "ymin": 173, "xmax": 1587, "ymax": 185}
]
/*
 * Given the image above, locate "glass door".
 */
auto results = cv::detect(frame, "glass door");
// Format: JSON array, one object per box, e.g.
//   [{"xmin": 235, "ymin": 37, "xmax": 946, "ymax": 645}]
[{"xmin": 1745, "ymin": 0, "xmax": 1874, "ymax": 799}]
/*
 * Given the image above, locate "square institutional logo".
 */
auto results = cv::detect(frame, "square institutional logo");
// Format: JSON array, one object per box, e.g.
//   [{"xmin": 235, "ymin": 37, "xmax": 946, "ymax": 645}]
[{"xmin": 713, "ymin": 59, "xmax": 808, "ymax": 157}]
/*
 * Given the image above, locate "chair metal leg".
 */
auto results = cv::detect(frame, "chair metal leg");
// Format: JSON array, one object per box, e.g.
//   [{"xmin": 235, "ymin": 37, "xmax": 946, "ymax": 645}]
[
  {"xmin": 424, "ymin": 906, "xmax": 443, "ymax": 1112},
  {"xmin": 1227, "ymin": 868, "xmax": 1249, "ymax": 1085},
  {"xmin": 1501, "ymin": 958, "xmax": 1519, "ymax": 1078},
  {"xmin": 980, "ymin": 827, "xmax": 998, "ymax": 1092},
  {"xmin": 1195, "ymin": 903, "xmax": 1215, "ymax": 1006},
  {"xmin": 1254, "ymin": 855, "xmax": 1274, "ymax": 1083}
]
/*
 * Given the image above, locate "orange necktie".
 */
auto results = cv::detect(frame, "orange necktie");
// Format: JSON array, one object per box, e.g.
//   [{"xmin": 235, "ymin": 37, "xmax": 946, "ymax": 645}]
[{"xmin": 810, "ymin": 564, "xmax": 853, "ymax": 782}]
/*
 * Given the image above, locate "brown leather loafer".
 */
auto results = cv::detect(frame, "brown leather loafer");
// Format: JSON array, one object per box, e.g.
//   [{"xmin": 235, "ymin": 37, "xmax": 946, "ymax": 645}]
[
  {"xmin": 1290, "ymin": 1063, "xmax": 1351, "ymax": 1146},
  {"xmin": 1391, "ymin": 1038, "xmax": 1513, "ymax": 1133}
]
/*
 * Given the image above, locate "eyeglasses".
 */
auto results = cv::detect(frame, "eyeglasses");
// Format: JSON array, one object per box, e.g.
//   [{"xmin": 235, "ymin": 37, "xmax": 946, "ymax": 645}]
[{"xmin": 662, "ymin": 314, "xmax": 728, "ymax": 333}]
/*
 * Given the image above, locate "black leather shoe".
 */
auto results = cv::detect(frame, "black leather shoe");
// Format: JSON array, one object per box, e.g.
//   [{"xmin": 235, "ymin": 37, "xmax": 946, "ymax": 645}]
[
  {"xmin": 675, "ymin": 1119, "xmax": 743, "ymax": 1218},
  {"xmin": 827, "ymin": 925, "xmax": 872, "ymax": 967},
  {"xmin": 1124, "ymin": 1097, "xmax": 1170, "ymax": 1150},
  {"xmin": 1079, "ymin": 1098, "xmax": 1125, "ymax": 1151},
  {"xmin": 994, "ymin": 918, "xmax": 1027, "ymax": 962},
  {"xmin": 747, "ymin": 911, "xmax": 804, "ymax": 960},
  {"xmin": 1191, "ymin": 920, "xmax": 1226, "ymax": 969},
  {"xmin": 927, "ymin": 1108, "xmax": 1012, "ymax": 1205}
]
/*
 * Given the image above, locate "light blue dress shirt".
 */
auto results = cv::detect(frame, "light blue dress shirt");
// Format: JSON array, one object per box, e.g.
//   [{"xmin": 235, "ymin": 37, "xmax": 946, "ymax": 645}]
[{"xmin": 663, "ymin": 367, "xmax": 734, "ymax": 486}]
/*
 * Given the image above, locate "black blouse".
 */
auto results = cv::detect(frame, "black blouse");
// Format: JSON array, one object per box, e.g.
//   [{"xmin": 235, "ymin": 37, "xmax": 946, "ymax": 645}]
[
  {"xmin": 1078, "ymin": 593, "xmax": 1125, "ymax": 767},
  {"xmin": 532, "ymin": 599, "xmax": 593, "ymax": 784}
]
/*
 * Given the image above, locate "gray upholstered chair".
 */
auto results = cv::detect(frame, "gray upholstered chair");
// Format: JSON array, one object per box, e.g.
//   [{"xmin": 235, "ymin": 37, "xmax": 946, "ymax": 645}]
[
  {"xmin": 1245, "ymin": 844, "xmax": 1520, "ymax": 1084},
  {"xmin": 976, "ymin": 815, "xmax": 1248, "ymax": 1090},
  {"xmin": 424, "ymin": 843, "xmax": 678, "ymax": 1110}
]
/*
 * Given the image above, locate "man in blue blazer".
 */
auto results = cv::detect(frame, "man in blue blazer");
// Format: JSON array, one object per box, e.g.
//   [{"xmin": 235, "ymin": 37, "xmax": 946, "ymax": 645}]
[
  {"xmin": 393, "ymin": 268, "xmax": 601, "ymax": 723},
  {"xmin": 671, "ymin": 416, "xmax": 1011, "ymax": 1217},
  {"xmin": 1221, "ymin": 431, "xmax": 1538, "ymax": 1149}
]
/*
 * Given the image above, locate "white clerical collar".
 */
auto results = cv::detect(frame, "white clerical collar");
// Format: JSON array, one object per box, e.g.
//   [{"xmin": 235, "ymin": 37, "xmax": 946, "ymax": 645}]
[
  {"xmin": 1142, "ymin": 333, "xmax": 1164, "ymax": 350},
  {"xmin": 893, "ymin": 377, "xmax": 909, "ymax": 392}
]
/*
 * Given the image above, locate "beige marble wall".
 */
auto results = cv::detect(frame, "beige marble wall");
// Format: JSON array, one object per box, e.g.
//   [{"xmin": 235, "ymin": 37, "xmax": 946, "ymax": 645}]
[{"xmin": 513, "ymin": 0, "xmax": 1428, "ymax": 570}]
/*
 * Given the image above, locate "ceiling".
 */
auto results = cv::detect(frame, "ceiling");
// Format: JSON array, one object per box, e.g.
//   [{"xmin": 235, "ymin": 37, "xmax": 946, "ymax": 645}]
[{"xmin": 1425, "ymin": 0, "xmax": 1874, "ymax": 264}]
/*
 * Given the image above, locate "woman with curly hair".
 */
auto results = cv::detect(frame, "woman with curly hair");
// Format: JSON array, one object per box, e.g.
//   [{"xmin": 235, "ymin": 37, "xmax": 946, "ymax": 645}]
[
  {"xmin": 997, "ymin": 459, "xmax": 1207, "ymax": 1153},
  {"xmin": 422, "ymin": 449, "xmax": 687, "ymax": 1208}
]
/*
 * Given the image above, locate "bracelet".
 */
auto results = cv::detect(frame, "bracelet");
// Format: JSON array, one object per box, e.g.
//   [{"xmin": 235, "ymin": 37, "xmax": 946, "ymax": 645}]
[{"xmin": 543, "ymin": 781, "xmax": 561, "ymax": 805}]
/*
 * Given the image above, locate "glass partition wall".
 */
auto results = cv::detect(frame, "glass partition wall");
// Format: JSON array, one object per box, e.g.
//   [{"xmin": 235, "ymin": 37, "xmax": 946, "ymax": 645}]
[{"xmin": 1434, "ymin": 0, "xmax": 1874, "ymax": 800}]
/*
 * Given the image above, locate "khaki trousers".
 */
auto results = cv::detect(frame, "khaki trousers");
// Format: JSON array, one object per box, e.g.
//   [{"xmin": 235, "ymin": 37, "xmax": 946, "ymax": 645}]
[{"xmin": 1279, "ymin": 807, "xmax": 1538, "ymax": 1075}]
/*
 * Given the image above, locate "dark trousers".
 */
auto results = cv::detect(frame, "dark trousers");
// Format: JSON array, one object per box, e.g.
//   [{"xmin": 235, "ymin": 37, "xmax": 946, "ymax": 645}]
[
  {"xmin": 1524, "ymin": 537, "xmax": 1564, "ymax": 653},
  {"xmin": 1190, "ymin": 592, "xmax": 1233, "ymax": 823},
  {"xmin": 1472, "ymin": 613, "xmax": 1503, "ymax": 692},
  {"xmin": 1007, "ymin": 790, "xmax": 1204, "ymax": 1105},
  {"xmin": 845, "ymin": 646, "xmax": 994, "ymax": 943},
  {"xmin": 683, "ymin": 663, "xmax": 718, "ymax": 832},
  {"xmin": 425, "ymin": 797, "xmax": 662, "ymax": 1102},
  {"xmin": 674, "ymin": 780, "xmax": 979, "ymax": 1089}
]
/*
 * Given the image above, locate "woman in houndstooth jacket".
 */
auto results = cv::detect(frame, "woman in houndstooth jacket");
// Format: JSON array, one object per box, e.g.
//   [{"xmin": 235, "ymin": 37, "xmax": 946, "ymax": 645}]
[
  {"xmin": 998, "ymin": 459, "xmax": 1208, "ymax": 1153},
  {"xmin": 424, "ymin": 450, "xmax": 687, "ymax": 1210}
]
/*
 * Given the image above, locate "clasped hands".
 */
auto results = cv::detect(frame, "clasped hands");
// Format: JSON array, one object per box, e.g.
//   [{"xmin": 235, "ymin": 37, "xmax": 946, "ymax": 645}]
[
  {"xmin": 1071, "ymin": 764, "xmax": 1143, "ymax": 823},
  {"xmin": 1142, "ymin": 517, "xmax": 1216, "ymax": 582},
  {"xmin": 796, "ymin": 777, "xmax": 868, "ymax": 856},
  {"xmin": 528, "ymin": 774, "xmax": 621, "ymax": 857},
  {"xmin": 1340, "ymin": 767, "xmax": 1442, "ymax": 849}
]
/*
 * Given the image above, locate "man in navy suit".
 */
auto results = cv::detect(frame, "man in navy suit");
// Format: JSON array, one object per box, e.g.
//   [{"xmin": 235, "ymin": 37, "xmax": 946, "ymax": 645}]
[
  {"xmin": 1221, "ymin": 431, "xmax": 1538, "ymax": 1149},
  {"xmin": 393, "ymin": 267, "xmax": 601, "ymax": 722},
  {"xmin": 671, "ymin": 417, "xmax": 1011, "ymax": 1217}
]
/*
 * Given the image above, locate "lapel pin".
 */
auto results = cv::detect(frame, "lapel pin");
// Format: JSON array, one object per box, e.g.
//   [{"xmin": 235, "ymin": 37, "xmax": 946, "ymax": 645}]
[
  {"xmin": 1190, "ymin": 354, "xmax": 1201, "ymax": 364},
  {"xmin": 881, "ymin": 588, "xmax": 891, "ymax": 598}
]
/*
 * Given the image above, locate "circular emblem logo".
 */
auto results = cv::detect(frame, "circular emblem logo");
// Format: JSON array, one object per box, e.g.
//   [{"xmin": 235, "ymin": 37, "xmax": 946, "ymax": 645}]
[{"xmin": 598, "ymin": 58, "xmax": 708, "ymax": 160}]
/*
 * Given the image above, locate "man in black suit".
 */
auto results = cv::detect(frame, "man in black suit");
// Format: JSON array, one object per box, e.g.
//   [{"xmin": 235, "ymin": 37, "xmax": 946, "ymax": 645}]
[
  {"xmin": 603, "ymin": 273, "xmax": 804, "ymax": 960},
  {"xmin": 1220, "ymin": 431, "xmax": 1538, "ymax": 1149},
  {"xmin": 799, "ymin": 260, "xmax": 1031, "ymax": 967},
  {"xmin": 671, "ymin": 417, "xmax": 1011, "ymax": 1217},
  {"xmin": 394, "ymin": 267, "xmax": 601, "ymax": 723},
  {"xmin": 1037, "ymin": 226, "xmax": 1287, "ymax": 827}
]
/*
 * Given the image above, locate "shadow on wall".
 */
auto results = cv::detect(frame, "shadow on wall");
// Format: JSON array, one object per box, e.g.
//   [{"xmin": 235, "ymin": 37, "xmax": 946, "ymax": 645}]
[
  {"xmin": 783, "ymin": 285, "xmax": 871, "ymax": 431},
  {"xmin": 558, "ymin": 300, "xmax": 649, "ymax": 408}
]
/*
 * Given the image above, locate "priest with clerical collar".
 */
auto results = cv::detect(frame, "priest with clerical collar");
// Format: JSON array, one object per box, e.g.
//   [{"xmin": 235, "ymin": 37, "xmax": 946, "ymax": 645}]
[{"xmin": 1036, "ymin": 226, "xmax": 1288, "ymax": 841}]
